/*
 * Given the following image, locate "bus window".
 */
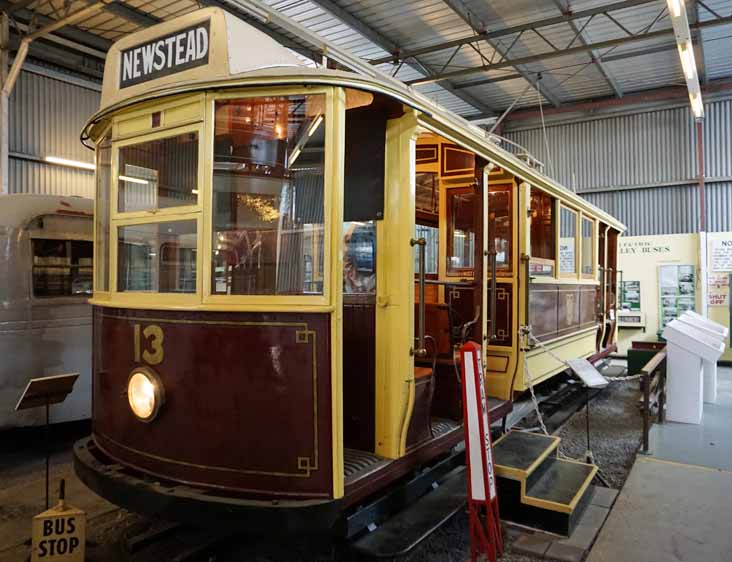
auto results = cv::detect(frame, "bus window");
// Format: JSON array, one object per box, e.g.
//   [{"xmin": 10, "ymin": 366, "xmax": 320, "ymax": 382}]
[
  {"xmin": 117, "ymin": 220, "xmax": 197, "ymax": 293},
  {"xmin": 529, "ymin": 188, "xmax": 555, "ymax": 276},
  {"xmin": 446, "ymin": 187, "xmax": 475, "ymax": 276},
  {"xmin": 32, "ymin": 239, "xmax": 93, "ymax": 297},
  {"xmin": 211, "ymin": 94, "xmax": 326, "ymax": 296}
]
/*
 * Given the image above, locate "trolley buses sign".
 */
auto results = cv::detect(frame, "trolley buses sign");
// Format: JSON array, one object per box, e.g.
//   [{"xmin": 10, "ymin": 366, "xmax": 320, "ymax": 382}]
[{"xmin": 119, "ymin": 20, "xmax": 210, "ymax": 88}]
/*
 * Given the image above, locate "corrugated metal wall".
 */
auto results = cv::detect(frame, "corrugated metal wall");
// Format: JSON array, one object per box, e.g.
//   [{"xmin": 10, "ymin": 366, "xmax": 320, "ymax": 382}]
[
  {"xmin": 505, "ymin": 97, "xmax": 732, "ymax": 235},
  {"xmin": 8, "ymin": 68, "xmax": 100, "ymax": 198}
]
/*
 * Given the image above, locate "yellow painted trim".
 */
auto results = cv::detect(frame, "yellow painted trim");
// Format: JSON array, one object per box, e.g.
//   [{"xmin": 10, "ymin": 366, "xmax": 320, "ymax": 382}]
[
  {"xmin": 329, "ymin": 87, "xmax": 345, "ymax": 499},
  {"xmin": 375, "ymin": 109, "xmax": 419, "ymax": 459},
  {"xmin": 92, "ymin": 124, "xmax": 112, "ymax": 294},
  {"xmin": 523, "ymin": 460, "xmax": 597, "ymax": 514},
  {"xmin": 111, "ymin": 93, "xmax": 205, "ymax": 142},
  {"xmin": 88, "ymin": 299, "xmax": 335, "ymax": 313}
]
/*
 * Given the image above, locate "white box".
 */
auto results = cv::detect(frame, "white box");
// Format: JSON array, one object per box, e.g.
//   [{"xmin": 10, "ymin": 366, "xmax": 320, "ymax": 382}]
[
  {"xmin": 662, "ymin": 320, "xmax": 725, "ymax": 424},
  {"xmin": 678, "ymin": 312, "xmax": 728, "ymax": 403}
]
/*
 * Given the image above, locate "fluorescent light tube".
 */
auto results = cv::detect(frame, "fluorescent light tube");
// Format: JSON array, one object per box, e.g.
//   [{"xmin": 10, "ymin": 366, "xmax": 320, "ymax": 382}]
[{"xmin": 45, "ymin": 156, "xmax": 95, "ymax": 170}]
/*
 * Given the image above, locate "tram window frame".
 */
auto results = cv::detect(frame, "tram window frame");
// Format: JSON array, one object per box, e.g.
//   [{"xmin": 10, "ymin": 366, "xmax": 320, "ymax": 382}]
[
  {"xmin": 110, "ymin": 122, "xmax": 204, "ymax": 221},
  {"xmin": 581, "ymin": 215, "xmax": 595, "ymax": 278},
  {"xmin": 94, "ymin": 129, "xmax": 112, "ymax": 295},
  {"xmin": 202, "ymin": 86, "xmax": 336, "ymax": 308},
  {"xmin": 446, "ymin": 186, "xmax": 477, "ymax": 277},
  {"xmin": 115, "ymin": 217, "xmax": 201, "ymax": 295},
  {"xmin": 529, "ymin": 187, "xmax": 556, "ymax": 278},
  {"xmin": 559, "ymin": 205, "xmax": 579, "ymax": 278},
  {"xmin": 106, "ymin": 104, "xmax": 206, "ymax": 305}
]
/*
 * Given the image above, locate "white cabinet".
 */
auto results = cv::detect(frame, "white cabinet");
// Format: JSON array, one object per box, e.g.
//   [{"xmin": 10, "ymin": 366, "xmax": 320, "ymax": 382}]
[{"xmin": 662, "ymin": 319, "xmax": 725, "ymax": 424}]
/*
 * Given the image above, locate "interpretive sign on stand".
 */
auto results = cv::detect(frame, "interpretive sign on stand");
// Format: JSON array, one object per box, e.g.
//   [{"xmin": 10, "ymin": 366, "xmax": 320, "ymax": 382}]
[{"xmin": 460, "ymin": 341, "xmax": 503, "ymax": 562}]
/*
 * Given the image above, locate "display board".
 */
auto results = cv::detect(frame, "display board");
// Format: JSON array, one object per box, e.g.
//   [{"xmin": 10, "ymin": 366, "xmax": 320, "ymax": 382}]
[
  {"xmin": 621, "ymin": 280, "xmax": 641, "ymax": 311},
  {"xmin": 708, "ymin": 273, "xmax": 730, "ymax": 307},
  {"xmin": 659, "ymin": 264, "xmax": 696, "ymax": 328}
]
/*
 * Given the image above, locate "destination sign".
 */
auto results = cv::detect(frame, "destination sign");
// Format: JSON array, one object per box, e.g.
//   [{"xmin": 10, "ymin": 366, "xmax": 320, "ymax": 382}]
[{"xmin": 119, "ymin": 20, "xmax": 210, "ymax": 88}]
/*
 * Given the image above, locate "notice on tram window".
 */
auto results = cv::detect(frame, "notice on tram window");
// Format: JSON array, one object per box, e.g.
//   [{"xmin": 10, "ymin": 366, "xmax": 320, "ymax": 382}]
[
  {"xmin": 712, "ymin": 239, "xmax": 732, "ymax": 272},
  {"xmin": 119, "ymin": 20, "xmax": 210, "ymax": 88}
]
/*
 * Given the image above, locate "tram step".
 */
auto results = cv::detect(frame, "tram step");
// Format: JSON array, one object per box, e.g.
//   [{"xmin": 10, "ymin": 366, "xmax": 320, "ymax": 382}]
[
  {"xmin": 492, "ymin": 430, "xmax": 559, "ymax": 480},
  {"xmin": 497, "ymin": 454, "xmax": 597, "ymax": 536},
  {"xmin": 349, "ymin": 466, "xmax": 466, "ymax": 559}
]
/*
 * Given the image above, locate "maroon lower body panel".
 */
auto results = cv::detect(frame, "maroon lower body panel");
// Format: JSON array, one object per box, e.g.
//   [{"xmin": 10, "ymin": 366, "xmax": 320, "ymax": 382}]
[{"xmin": 92, "ymin": 306, "xmax": 333, "ymax": 500}]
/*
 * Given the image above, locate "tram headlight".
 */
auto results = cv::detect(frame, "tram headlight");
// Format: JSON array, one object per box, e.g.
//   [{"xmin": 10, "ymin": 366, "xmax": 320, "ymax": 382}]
[{"xmin": 127, "ymin": 369, "xmax": 164, "ymax": 422}]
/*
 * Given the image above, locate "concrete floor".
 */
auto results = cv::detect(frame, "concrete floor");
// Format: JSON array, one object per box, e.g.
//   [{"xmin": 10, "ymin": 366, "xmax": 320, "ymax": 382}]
[{"xmin": 587, "ymin": 366, "xmax": 732, "ymax": 562}]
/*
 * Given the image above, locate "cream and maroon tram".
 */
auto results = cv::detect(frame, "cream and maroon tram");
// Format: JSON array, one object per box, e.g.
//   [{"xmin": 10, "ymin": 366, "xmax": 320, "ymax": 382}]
[{"xmin": 73, "ymin": 8, "xmax": 624, "ymax": 535}]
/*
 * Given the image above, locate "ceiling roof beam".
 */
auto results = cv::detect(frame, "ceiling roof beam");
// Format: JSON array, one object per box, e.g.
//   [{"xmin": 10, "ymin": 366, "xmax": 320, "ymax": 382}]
[
  {"xmin": 99, "ymin": 1, "xmax": 161, "ymax": 26},
  {"xmin": 370, "ymin": 0, "xmax": 658, "ymax": 66},
  {"xmin": 4, "ymin": 6, "xmax": 112, "ymax": 51},
  {"xmin": 307, "ymin": 0, "xmax": 497, "ymax": 115},
  {"xmin": 550, "ymin": 0, "xmax": 624, "ymax": 98},
  {"xmin": 407, "ymin": 15, "xmax": 732, "ymax": 86},
  {"xmin": 442, "ymin": 0, "xmax": 562, "ymax": 107},
  {"xmin": 691, "ymin": 1, "xmax": 708, "ymax": 85}
]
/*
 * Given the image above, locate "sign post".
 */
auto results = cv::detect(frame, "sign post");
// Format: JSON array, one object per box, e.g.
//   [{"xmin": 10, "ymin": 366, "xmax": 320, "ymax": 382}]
[
  {"xmin": 15, "ymin": 373, "xmax": 79, "ymax": 509},
  {"xmin": 460, "ymin": 341, "xmax": 503, "ymax": 562}
]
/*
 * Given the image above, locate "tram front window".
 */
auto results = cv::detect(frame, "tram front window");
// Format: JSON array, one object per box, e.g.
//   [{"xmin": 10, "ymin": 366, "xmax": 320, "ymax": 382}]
[
  {"xmin": 117, "ymin": 132, "xmax": 199, "ymax": 212},
  {"xmin": 212, "ymin": 94, "xmax": 326, "ymax": 296},
  {"xmin": 117, "ymin": 220, "xmax": 197, "ymax": 293}
]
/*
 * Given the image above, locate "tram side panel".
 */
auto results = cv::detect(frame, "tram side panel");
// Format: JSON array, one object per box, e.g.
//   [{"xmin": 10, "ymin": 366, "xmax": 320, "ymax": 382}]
[{"xmin": 92, "ymin": 306, "xmax": 335, "ymax": 499}]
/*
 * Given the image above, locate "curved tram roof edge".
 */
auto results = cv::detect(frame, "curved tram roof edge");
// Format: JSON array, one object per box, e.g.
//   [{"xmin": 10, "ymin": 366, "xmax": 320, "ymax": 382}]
[{"xmin": 81, "ymin": 9, "xmax": 624, "ymax": 233}]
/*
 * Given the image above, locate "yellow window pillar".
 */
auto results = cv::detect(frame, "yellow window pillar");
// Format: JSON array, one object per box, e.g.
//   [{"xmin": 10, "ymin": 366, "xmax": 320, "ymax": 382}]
[{"xmin": 375, "ymin": 109, "xmax": 419, "ymax": 459}]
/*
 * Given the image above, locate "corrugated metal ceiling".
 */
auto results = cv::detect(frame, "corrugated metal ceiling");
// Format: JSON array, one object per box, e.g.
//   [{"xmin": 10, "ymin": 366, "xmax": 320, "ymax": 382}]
[{"xmin": 6, "ymin": 0, "xmax": 732, "ymax": 116}]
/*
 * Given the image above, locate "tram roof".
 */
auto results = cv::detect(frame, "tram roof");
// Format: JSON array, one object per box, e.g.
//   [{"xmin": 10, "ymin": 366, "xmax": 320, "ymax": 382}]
[
  {"xmin": 0, "ymin": 194, "xmax": 93, "ymax": 230},
  {"xmin": 87, "ymin": 7, "xmax": 624, "ymax": 233}
]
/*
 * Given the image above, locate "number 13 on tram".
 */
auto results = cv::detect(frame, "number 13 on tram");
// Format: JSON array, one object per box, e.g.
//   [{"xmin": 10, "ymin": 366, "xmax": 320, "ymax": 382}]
[{"xmin": 73, "ymin": 7, "xmax": 624, "ymax": 535}]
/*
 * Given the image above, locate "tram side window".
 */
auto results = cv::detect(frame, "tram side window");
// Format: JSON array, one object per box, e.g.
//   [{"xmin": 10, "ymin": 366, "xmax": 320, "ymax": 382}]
[
  {"xmin": 581, "ymin": 217, "xmax": 594, "ymax": 277},
  {"xmin": 117, "ymin": 132, "xmax": 199, "ymax": 212},
  {"xmin": 344, "ymin": 221, "xmax": 376, "ymax": 294},
  {"xmin": 96, "ymin": 133, "xmax": 111, "ymax": 292},
  {"xmin": 117, "ymin": 221, "xmax": 197, "ymax": 293},
  {"xmin": 211, "ymin": 94, "xmax": 326, "ymax": 296},
  {"xmin": 32, "ymin": 239, "xmax": 93, "ymax": 297},
  {"xmin": 415, "ymin": 224, "xmax": 438, "ymax": 276},
  {"xmin": 488, "ymin": 185, "xmax": 512, "ymax": 273},
  {"xmin": 559, "ymin": 206, "xmax": 578, "ymax": 276},
  {"xmin": 529, "ymin": 188, "xmax": 555, "ymax": 277},
  {"xmin": 446, "ymin": 187, "xmax": 475, "ymax": 276}
]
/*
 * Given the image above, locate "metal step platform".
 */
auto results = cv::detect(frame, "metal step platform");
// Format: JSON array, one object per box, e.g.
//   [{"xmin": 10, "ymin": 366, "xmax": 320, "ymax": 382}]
[
  {"xmin": 349, "ymin": 466, "xmax": 466, "ymax": 559},
  {"xmin": 493, "ymin": 430, "xmax": 596, "ymax": 536}
]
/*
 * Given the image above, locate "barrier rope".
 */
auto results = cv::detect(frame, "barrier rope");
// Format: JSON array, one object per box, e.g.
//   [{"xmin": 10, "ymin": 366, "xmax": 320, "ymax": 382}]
[{"xmin": 518, "ymin": 325, "xmax": 643, "ymax": 462}]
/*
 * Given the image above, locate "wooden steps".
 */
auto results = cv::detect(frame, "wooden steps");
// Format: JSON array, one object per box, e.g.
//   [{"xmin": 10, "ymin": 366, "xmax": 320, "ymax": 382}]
[{"xmin": 493, "ymin": 430, "xmax": 597, "ymax": 536}]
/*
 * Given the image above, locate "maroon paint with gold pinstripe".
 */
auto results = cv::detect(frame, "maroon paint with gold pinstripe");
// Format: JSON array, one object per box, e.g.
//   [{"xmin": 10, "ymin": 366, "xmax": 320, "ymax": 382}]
[{"xmin": 92, "ymin": 306, "xmax": 334, "ymax": 499}]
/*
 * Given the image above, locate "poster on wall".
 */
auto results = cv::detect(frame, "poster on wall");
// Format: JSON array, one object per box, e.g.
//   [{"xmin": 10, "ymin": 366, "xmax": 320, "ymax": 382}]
[
  {"xmin": 659, "ymin": 264, "xmax": 696, "ymax": 327},
  {"xmin": 708, "ymin": 272, "xmax": 730, "ymax": 307},
  {"xmin": 621, "ymin": 280, "xmax": 641, "ymax": 311},
  {"xmin": 712, "ymin": 239, "xmax": 732, "ymax": 272}
]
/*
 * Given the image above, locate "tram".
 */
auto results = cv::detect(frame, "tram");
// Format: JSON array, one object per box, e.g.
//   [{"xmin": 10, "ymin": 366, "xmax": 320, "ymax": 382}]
[
  {"xmin": 73, "ymin": 7, "xmax": 624, "ymax": 536},
  {"xmin": 0, "ymin": 194, "xmax": 93, "ymax": 429}
]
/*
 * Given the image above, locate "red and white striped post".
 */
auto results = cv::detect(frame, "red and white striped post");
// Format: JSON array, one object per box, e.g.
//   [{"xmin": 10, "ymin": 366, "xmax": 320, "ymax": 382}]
[{"xmin": 460, "ymin": 341, "xmax": 503, "ymax": 562}]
